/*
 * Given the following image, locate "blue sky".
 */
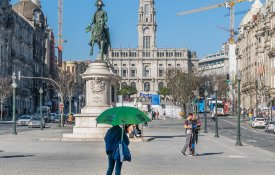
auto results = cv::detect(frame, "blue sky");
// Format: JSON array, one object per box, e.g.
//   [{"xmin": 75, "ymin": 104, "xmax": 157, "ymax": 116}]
[{"xmin": 11, "ymin": 0, "xmax": 266, "ymax": 60}]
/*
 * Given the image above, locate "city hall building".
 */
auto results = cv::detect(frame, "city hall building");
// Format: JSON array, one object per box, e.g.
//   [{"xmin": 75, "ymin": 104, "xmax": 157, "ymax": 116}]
[{"xmin": 109, "ymin": 0, "xmax": 198, "ymax": 95}]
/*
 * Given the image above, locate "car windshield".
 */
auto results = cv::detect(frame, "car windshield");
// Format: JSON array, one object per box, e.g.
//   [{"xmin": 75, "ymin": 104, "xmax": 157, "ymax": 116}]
[
  {"xmin": 20, "ymin": 116, "xmax": 31, "ymax": 120},
  {"xmin": 256, "ymin": 118, "xmax": 265, "ymax": 121},
  {"xmin": 269, "ymin": 122, "xmax": 275, "ymax": 124},
  {"xmin": 31, "ymin": 117, "xmax": 40, "ymax": 120}
]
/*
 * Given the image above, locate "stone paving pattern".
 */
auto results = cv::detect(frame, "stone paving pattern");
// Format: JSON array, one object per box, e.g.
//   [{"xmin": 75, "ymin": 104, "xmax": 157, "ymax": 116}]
[{"xmin": 0, "ymin": 119, "xmax": 274, "ymax": 175}]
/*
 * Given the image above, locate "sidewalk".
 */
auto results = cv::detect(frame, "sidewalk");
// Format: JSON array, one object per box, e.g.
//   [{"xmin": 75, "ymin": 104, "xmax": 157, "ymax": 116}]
[{"xmin": 0, "ymin": 120, "xmax": 274, "ymax": 175}]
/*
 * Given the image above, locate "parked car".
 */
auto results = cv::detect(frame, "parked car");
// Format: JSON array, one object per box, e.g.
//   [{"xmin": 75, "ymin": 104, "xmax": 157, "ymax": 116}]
[
  {"xmin": 251, "ymin": 118, "xmax": 266, "ymax": 128},
  {"xmin": 28, "ymin": 116, "xmax": 45, "ymax": 128},
  {"xmin": 52, "ymin": 115, "xmax": 60, "ymax": 123},
  {"xmin": 16, "ymin": 115, "xmax": 32, "ymax": 126},
  {"xmin": 265, "ymin": 121, "xmax": 275, "ymax": 132}
]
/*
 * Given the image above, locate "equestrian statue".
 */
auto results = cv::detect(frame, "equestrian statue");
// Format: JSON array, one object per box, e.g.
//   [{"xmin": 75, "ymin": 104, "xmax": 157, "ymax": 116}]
[{"xmin": 86, "ymin": 0, "xmax": 111, "ymax": 62}]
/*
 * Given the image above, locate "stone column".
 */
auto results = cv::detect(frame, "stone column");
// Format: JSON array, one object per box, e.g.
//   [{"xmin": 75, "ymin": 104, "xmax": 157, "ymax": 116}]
[{"xmin": 63, "ymin": 60, "xmax": 120, "ymax": 141}]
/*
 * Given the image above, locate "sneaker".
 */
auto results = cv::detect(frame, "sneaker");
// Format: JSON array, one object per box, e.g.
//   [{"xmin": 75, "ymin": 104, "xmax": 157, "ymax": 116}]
[{"xmin": 181, "ymin": 151, "xmax": 187, "ymax": 156}]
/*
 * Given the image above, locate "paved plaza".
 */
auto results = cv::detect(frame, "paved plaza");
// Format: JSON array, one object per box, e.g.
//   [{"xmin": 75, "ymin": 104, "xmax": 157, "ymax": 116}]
[{"xmin": 0, "ymin": 119, "xmax": 274, "ymax": 175}]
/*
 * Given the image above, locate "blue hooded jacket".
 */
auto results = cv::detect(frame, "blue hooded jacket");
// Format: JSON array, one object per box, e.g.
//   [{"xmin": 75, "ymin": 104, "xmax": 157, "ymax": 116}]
[{"xmin": 104, "ymin": 125, "xmax": 130, "ymax": 154}]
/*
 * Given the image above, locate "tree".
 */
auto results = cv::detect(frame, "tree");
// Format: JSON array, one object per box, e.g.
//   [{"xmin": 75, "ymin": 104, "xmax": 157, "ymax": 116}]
[
  {"xmin": 157, "ymin": 87, "xmax": 170, "ymax": 101},
  {"xmin": 166, "ymin": 69, "xmax": 201, "ymax": 117},
  {"xmin": 0, "ymin": 77, "xmax": 12, "ymax": 120},
  {"xmin": 52, "ymin": 69, "xmax": 78, "ymax": 126},
  {"xmin": 117, "ymin": 85, "xmax": 137, "ymax": 98}
]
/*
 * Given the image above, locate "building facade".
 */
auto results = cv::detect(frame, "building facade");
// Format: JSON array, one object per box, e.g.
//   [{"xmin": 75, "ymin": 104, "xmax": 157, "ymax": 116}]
[
  {"xmin": 236, "ymin": 0, "xmax": 275, "ymax": 111},
  {"xmin": 198, "ymin": 43, "xmax": 229, "ymax": 76},
  {"xmin": 0, "ymin": 0, "xmax": 55, "ymax": 115},
  {"xmin": 109, "ymin": 0, "xmax": 198, "ymax": 95}
]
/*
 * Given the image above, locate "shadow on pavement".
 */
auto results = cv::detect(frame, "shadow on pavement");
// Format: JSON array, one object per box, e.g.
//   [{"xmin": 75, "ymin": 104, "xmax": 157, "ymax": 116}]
[
  {"xmin": 144, "ymin": 135, "xmax": 185, "ymax": 139},
  {"xmin": 0, "ymin": 155, "xmax": 35, "ymax": 159},
  {"xmin": 197, "ymin": 152, "xmax": 224, "ymax": 156}
]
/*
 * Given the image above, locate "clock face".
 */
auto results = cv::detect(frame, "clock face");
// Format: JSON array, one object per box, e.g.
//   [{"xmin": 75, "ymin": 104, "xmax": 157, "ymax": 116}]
[{"xmin": 144, "ymin": 29, "xmax": 149, "ymax": 34}]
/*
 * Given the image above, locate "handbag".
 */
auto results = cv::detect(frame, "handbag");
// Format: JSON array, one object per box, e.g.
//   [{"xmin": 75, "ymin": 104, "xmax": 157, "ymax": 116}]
[{"xmin": 112, "ymin": 128, "xmax": 131, "ymax": 162}]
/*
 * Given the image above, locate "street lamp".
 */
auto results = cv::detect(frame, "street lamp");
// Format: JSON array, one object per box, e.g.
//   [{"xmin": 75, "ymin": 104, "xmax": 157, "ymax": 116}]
[
  {"xmin": 204, "ymin": 90, "xmax": 208, "ymax": 133},
  {"xmin": 255, "ymin": 77, "xmax": 258, "ymax": 117},
  {"xmin": 12, "ymin": 72, "xmax": 17, "ymax": 135},
  {"xmin": 236, "ymin": 71, "xmax": 242, "ymax": 146},
  {"xmin": 214, "ymin": 84, "xmax": 219, "ymax": 138},
  {"xmin": 58, "ymin": 93, "xmax": 61, "ymax": 127},
  {"xmin": 39, "ymin": 87, "xmax": 43, "ymax": 130}
]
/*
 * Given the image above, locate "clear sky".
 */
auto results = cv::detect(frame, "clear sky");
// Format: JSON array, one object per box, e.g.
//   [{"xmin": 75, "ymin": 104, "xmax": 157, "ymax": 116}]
[{"xmin": 10, "ymin": 0, "xmax": 266, "ymax": 61}]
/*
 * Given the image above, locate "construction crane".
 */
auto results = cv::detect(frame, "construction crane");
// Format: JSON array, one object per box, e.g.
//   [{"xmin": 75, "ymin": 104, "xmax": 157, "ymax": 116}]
[
  {"xmin": 58, "ymin": 0, "xmax": 63, "ymax": 67},
  {"xmin": 217, "ymin": 25, "xmax": 239, "ymax": 36},
  {"xmin": 177, "ymin": 0, "xmax": 253, "ymax": 44}
]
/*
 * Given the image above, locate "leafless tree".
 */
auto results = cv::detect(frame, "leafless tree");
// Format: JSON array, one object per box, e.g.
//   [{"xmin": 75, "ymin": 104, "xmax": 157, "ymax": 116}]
[
  {"xmin": 166, "ymin": 69, "xmax": 201, "ymax": 117},
  {"xmin": 0, "ymin": 76, "xmax": 12, "ymax": 120}
]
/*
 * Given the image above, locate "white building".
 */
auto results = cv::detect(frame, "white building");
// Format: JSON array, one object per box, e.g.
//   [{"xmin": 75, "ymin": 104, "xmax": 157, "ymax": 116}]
[
  {"xmin": 109, "ymin": 0, "xmax": 198, "ymax": 95},
  {"xmin": 198, "ymin": 43, "xmax": 229, "ymax": 76}
]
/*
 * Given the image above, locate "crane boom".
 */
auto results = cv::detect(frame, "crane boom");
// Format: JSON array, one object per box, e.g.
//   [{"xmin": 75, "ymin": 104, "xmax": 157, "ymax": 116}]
[
  {"xmin": 58, "ymin": 0, "xmax": 63, "ymax": 66},
  {"xmin": 176, "ymin": 3, "xmax": 226, "ymax": 16}
]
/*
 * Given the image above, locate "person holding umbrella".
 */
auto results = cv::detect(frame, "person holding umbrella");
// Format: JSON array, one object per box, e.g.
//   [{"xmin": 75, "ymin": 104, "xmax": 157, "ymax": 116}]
[
  {"xmin": 97, "ymin": 106, "xmax": 151, "ymax": 175},
  {"xmin": 105, "ymin": 125, "xmax": 129, "ymax": 175}
]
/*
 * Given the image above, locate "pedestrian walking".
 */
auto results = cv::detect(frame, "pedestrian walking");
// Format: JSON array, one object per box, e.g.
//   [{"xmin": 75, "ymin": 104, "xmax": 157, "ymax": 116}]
[
  {"xmin": 189, "ymin": 115, "xmax": 200, "ymax": 156},
  {"xmin": 181, "ymin": 113, "xmax": 193, "ymax": 156},
  {"xmin": 156, "ymin": 110, "xmax": 159, "ymax": 120},
  {"xmin": 104, "ymin": 125, "xmax": 130, "ymax": 175},
  {"xmin": 211, "ymin": 111, "xmax": 216, "ymax": 122}
]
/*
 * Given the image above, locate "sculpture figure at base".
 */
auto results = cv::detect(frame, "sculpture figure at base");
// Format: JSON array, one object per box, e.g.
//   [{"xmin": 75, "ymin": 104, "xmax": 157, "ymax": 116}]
[{"xmin": 86, "ymin": 0, "xmax": 111, "ymax": 62}]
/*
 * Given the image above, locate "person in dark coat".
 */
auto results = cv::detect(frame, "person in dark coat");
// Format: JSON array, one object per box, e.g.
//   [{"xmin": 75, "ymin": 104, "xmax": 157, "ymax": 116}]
[{"xmin": 104, "ymin": 125, "xmax": 130, "ymax": 175}]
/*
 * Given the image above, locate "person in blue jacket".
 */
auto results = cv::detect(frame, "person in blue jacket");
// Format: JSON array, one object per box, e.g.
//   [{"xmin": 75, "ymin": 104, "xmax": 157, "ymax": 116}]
[{"xmin": 104, "ymin": 125, "xmax": 130, "ymax": 175}]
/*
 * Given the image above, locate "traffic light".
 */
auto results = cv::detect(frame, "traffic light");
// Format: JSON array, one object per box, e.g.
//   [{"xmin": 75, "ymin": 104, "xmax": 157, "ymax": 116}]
[{"xmin": 226, "ymin": 74, "xmax": 230, "ymax": 84}]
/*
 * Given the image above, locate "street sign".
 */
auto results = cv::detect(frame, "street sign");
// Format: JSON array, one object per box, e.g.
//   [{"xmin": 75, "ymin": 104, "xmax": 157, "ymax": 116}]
[
  {"xmin": 59, "ymin": 103, "xmax": 64, "ymax": 109},
  {"xmin": 272, "ymin": 106, "xmax": 275, "ymax": 111}
]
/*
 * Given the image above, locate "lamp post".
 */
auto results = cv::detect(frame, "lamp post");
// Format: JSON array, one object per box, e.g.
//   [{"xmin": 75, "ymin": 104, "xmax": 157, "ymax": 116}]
[
  {"xmin": 204, "ymin": 90, "xmax": 208, "ymax": 133},
  {"xmin": 255, "ymin": 77, "xmax": 258, "ymax": 117},
  {"xmin": 236, "ymin": 72, "xmax": 242, "ymax": 146},
  {"xmin": 58, "ymin": 93, "xmax": 61, "ymax": 127},
  {"xmin": 12, "ymin": 72, "xmax": 17, "ymax": 135},
  {"xmin": 214, "ymin": 84, "xmax": 219, "ymax": 138},
  {"xmin": 39, "ymin": 87, "xmax": 43, "ymax": 130},
  {"xmin": 271, "ymin": 98, "xmax": 273, "ymax": 122}
]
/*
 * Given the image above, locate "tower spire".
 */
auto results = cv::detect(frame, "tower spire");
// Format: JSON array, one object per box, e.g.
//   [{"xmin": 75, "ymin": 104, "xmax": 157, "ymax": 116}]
[{"xmin": 138, "ymin": 0, "xmax": 157, "ymax": 49}]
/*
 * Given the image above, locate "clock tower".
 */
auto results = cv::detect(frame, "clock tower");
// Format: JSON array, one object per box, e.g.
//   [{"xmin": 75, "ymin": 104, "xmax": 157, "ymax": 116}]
[{"xmin": 138, "ymin": 0, "xmax": 156, "ymax": 50}]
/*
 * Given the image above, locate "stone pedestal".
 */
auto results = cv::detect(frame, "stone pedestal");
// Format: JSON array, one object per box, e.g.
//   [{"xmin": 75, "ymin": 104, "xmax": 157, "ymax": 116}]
[{"xmin": 63, "ymin": 61, "xmax": 120, "ymax": 141}]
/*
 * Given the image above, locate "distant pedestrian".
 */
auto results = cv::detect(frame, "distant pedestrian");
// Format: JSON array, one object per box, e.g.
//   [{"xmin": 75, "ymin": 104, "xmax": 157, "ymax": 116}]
[
  {"xmin": 105, "ymin": 125, "xmax": 130, "ymax": 175},
  {"xmin": 156, "ymin": 111, "xmax": 159, "ymax": 120},
  {"xmin": 151, "ymin": 110, "xmax": 156, "ymax": 120},
  {"xmin": 181, "ymin": 113, "xmax": 193, "ymax": 156}
]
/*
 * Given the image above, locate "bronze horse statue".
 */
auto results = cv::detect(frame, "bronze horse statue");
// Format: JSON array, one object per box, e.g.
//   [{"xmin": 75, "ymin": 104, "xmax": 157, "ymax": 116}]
[{"xmin": 86, "ymin": 0, "xmax": 111, "ymax": 61}]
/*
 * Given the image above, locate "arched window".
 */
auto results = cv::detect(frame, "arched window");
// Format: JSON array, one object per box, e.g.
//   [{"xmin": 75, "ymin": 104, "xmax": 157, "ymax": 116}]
[
  {"xmin": 158, "ymin": 82, "xmax": 164, "ymax": 90},
  {"xmin": 67, "ymin": 66, "xmax": 70, "ymax": 72},
  {"xmin": 121, "ymin": 82, "xmax": 127, "ymax": 88},
  {"xmin": 144, "ymin": 66, "xmax": 150, "ymax": 77},
  {"xmin": 72, "ymin": 66, "xmax": 75, "ymax": 73},
  {"xmin": 144, "ymin": 82, "xmax": 150, "ymax": 92},
  {"xmin": 130, "ymin": 82, "xmax": 136, "ymax": 89}
]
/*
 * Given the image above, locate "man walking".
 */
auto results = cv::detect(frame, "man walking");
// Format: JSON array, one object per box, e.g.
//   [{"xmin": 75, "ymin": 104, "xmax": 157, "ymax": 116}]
[{"xmin": 181, "ymin": 113, "xmax": 193, "ymax": 156}]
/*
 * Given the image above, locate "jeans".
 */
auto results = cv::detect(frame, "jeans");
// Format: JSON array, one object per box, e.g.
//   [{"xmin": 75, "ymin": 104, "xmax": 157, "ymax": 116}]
[
  {"xmin": 182, "ymin": 134, "xmax": 192, "ymax": 154},
  {"xmin": 106, "ymin": 152, "xmax": 122, "ymax": 175}
]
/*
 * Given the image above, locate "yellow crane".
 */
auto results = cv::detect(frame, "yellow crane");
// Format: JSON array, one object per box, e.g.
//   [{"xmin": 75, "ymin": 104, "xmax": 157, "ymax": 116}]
[{"xmin": 177, "ymin": 0, "xmax": 253, "ymax": 44}]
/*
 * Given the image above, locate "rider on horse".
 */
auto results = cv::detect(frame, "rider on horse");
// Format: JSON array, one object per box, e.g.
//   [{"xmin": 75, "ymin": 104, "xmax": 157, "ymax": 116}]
[{"xmin": 86, "ymin": 0, "xmax": 111, "ymax": 61}]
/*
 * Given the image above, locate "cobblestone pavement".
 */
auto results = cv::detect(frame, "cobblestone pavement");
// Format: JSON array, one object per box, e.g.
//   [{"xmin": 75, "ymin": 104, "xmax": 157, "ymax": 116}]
[{"xmin": 0, "ymin": 119, "xmax": 274, "ymax": 175}]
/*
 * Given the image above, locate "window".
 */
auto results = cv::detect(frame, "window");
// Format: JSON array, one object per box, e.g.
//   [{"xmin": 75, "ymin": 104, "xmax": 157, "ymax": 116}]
[
  {"xmin": 122, "ymin": 70, "xmax": 127, "ymax": 77},
  {"xmin": 159, "ymin": 64, "xmax": 163, "ymax": 66},
  {"xmin": 158, "ymin": 82, "xmax": 164, "ymax": 90},
  {"xmin": 144, "ymin": 82, "xmax": 150, "ymax": 92},
  {"xmin": 67, "ymin": 66, "xmax": 70, "ymax": 72},
  {"xmin": 143, "ymin": 35, "xmax": 150, "ymax": 49},
  {"xmin": 131, "ymin": 64, "xmax": 135, "ymax": 67},
  {"xmin": 72, "ymin": 66, "xmax": 75, "ymax": 73},
  {"xmin": 144, "ymin": 66, "xmax": 150, "ymax": 77},
  {"xmin": 114, "ymin": 64, "xmax": 117, "ymax": 66},
  {"xmin": 177, "ymin": 64, "xmax": 180, "ymax": 67},
  {"xmin": 121, "ymin": 82, "xmax": 127, "ymax": 88},
  {"xmin": 168, "ymin": 64, "xmax": 171, "ymax": 66},
  {"xmin": 144, "ymin": 4, "xmax": 150, "ymax": 16},
  {"xmin": 130, "ymin": 82, "xmax": 136, "ymax": 89},
  {"xmin": 114, "ymin": 69, "xmax": 118, "ymax": 75},
  {"xmin": 123, "ymin": 64, "xmax": 126, "ymax": 67},
  {"xmin": 159, "ymin": 70, "xmax": 163, "ymax": 77},
  {"xmin": 131, "ymin": 70, "xmax": 136, "ymax": 77}
]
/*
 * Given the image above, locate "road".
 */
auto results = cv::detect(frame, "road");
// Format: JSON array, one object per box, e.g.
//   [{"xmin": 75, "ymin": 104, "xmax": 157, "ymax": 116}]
[
  {"xmin": 204, "ymin": 114, "xmax": 275, "ymax": 153},
  {"xmin": 0, "ymin": 123, "xmax": 54, "ymax": 135}
]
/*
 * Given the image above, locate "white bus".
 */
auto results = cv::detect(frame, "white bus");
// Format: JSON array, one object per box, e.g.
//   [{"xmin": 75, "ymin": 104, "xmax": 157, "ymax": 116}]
[{"xmin": 210, "ymin": 100, "xmax": 224, "ymax": 116}]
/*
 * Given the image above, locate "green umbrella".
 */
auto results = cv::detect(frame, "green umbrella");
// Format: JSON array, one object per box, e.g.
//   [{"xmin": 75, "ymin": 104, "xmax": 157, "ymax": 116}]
[{"xmin": 96, "ymin": 106, "xmax": 151, "ymax": 126}]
